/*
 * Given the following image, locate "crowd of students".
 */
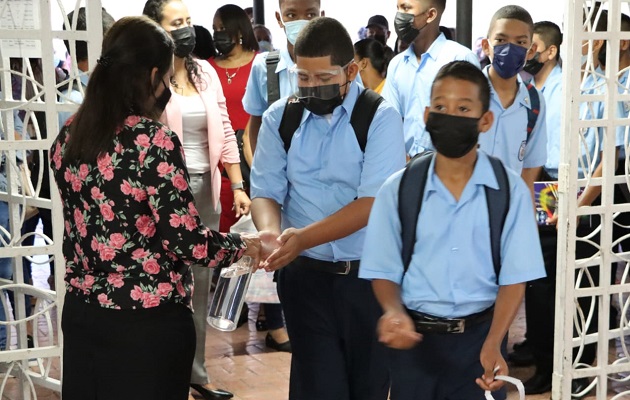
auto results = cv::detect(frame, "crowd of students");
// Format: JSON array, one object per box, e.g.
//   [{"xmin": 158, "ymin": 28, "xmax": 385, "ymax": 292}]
[{"xmin": 3, "ymin": 0, "xmax": 630, "ymax": 399}]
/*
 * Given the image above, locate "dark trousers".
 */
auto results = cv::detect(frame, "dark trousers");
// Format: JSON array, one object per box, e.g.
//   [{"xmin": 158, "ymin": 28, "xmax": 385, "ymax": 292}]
[
  {"xmin": 62, "ymin": 293, "xmax": 196, "ymax": 400},
  {"xmin": 277, "ymin": 259, "xmax": 389, "ymax": 400},
  {"xmin": 387, "ymin": 319, "xmax": 507, "ymax": 400}
]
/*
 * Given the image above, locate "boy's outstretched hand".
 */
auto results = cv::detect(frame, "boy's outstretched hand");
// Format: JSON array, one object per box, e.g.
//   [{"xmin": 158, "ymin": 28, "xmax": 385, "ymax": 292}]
[
  {"xmin": 476, "ymin": 342, "xmax": 508, "ymax": 392},
  {"xmin": 377, "ymin": 310, "xmax": 423, "ymax": 350}
]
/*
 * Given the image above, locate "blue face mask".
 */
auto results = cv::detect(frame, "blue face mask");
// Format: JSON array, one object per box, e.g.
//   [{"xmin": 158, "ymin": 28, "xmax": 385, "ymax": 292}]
[
  {"xmin": 283, "ymin": 19, "xmax": 309, "ymax": 45},
  {"xmin": 490, "ymin": 43, "xmax": 528, "ymax": 79},
  {"xmin": 258, "ymin": 40, "xmax": 274, "ymax": 52}
]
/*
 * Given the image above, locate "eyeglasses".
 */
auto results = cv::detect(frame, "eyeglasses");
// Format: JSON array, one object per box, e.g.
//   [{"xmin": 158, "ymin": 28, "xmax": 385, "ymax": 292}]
[{"xmin": 289, "ymin": 60, "xmax": 354, "ymax": 86}]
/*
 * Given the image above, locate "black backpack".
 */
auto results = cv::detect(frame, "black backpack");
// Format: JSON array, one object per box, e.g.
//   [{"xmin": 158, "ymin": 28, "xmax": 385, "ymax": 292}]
[
  {"xmin": 398, "ymin": 152, "xmax": 510, "ymax": 283},
  {"xmin": 278, "ymin": 89, "xmax": 384, "ymax": 152},
  {"xmin": 266, "ymin": 50, "xmax": 282, "ymax": 107}
]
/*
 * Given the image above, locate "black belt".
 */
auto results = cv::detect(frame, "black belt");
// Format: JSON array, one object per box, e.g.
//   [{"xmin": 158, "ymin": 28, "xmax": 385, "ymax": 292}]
[
  {"xmin": 295, "ymin": 256, "xmax": 360, "ymax": 275},
  {"xmin": 406, "ymin": 306, "xmax": 494, "ymax": 334}
]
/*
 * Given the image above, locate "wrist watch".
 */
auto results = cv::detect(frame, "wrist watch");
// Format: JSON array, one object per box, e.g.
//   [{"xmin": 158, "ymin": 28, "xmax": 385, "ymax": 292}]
[{"xmin": 231, "ymin": 180, "xmax": 246, "ymax": 191}]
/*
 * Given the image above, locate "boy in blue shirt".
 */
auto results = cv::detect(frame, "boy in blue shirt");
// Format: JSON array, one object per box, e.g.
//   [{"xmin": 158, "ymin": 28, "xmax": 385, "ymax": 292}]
[
  {"xmin": 359, "ymin": 61, "xmax": 545, "ymax": 400},
  {"xmin": 250, "ymin": 17, "xmax": 405, "ymax": 400}
]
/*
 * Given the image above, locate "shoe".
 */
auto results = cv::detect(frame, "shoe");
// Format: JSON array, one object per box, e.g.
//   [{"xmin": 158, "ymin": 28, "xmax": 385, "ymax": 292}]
[
  {"xmin": 507, "ymin": 346, "xmax": 534, "ymax": 366},
  {"xmin": 571, "ymin": 378, "xmax": 589, "ymax": 398},
  {"xmin": 265, "ymin": 332, "xmax": 292, "ymax": 353},
  {"xmin": 524, "ymin": 374, "xmax": 552, "ymax": 395},
  {"xmin": 190, "ymin": 384, "xmax": 233, "ymax": 399}
]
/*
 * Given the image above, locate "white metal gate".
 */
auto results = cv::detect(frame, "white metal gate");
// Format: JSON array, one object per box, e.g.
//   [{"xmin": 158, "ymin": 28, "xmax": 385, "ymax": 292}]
[{"xmin": 0, "ymin": 0, "xmax": 102, "ymax": 398}]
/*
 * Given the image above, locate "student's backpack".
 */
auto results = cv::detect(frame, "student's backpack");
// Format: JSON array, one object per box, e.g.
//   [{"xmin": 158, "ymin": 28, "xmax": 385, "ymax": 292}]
[
  {"xmin": 398, "ymin": 152, "xmax": 510, "ymax": 283},
  {"xmin": 524, "ymin": 82, "xmax": 541, "ymax": 143},
  {"xmin": 278, "ymin": 89, "xmax": 384, "ymax": 152},
  {"xmin": 266, "ymin": 50, "xmax": 282, "ymax": 106}
]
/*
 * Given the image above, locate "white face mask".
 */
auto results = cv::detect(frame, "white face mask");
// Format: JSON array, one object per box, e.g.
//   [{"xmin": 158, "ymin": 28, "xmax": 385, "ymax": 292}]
[{"xmin": 283, "ymin": 19, "xmax": 309, "ymax": 45}]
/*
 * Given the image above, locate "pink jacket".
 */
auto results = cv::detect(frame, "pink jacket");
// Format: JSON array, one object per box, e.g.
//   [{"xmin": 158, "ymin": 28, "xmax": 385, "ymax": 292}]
[{"xmin": 161, "ymin": 60, "xmax": 239, "ymax": 210}]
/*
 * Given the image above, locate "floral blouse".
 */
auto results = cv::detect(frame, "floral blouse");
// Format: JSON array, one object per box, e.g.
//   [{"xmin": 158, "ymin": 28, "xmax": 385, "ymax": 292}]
[{"xmin": 50, "ymin": 115, "xmax": 247, "ymax": 310}]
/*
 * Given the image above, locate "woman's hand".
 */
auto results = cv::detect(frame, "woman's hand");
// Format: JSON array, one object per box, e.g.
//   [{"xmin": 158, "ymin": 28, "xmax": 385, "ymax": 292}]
[
  {"xmin": 241, "ymin": 233, "xmax": 262, "ymax": 265},
  {"xmin": 233, "ymin": 190, "xmax": 251, "ymax": 217}
]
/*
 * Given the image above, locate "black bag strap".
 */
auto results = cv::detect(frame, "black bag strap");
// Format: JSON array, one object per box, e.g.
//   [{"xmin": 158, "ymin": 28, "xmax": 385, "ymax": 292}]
[
  {"xmin": 266, "ymin": 50, "xmax": 281, "ymax": 107},
  {"xmin": 399, "ymin": 153, "xmax": 510, "ymax": 283},
  {"xmin": 524, "ymin": 82, "xmax": 540, "ymax": 144},
  {"xmin": 278, "ymin": 89, "xmax": 383, "ymax": 153}
]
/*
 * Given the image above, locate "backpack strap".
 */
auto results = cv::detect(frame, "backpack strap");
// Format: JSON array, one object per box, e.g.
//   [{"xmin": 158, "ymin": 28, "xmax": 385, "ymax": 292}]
[
  {"xmin": 399, "ymin": 152, "xmax": 434, "ymax": 273},
  {"xmin": 266, "ymin": 50, "xmax": 281, "ymax": 107},
  {"xmin": 484, "ymin": 155, "xmax": 510, "ymax": 283},
  {"xmin": 278, "ymin": 97, "xmax": 304, "ymax": 152},
  {"xmin": 524, "ymin": 83, "xmax": 540, "ymax": 144},
  {"xmin": 350, "ymin": 89, "xmax": 384, "ymax": 152}
]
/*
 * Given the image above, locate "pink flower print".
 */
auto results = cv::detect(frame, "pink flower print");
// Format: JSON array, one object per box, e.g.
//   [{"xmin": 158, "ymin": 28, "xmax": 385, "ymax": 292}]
[
  {"xmin": 142, "ymin": 258, "xmax": 160, "ymax": 275},
  {"xmin": 52, "ymin": 142, "xmax": 62, "ymax": 169},
  {"xmin": 108, "ymin": 233, "xmax": 126, "ymax": 250},
  {"xmin": 135, "ymin": 215, "xmax": 156, "ymax": 237},
  {"xmin": 91, "ymin": 186, "xmax": 104, "ymax": 200},
  {"xmin": 142, "ymin": 293, "xmax": 161, "ymax": 308},
  {"xmin": 188, "ymin": 202, "xmax": 199, "ymax": 217},
  {"xmin": 82, "ymin": 258, "xmax": 90, "ymax": 270},
  {"xmin": 130, "ymin": 285, "xmax": 144, "ymax": 301},
  {"xmin": 153, "ymin": 128, "xmax": 175, "ymax": 150},
  {"xmin": 171, "ymin": 173, "xmax": 188, "ymax": 191},
  {"xmin": 65, "ymin": 220, "xmax": 71, "ymax": 235},
  {"xmin": 156, "ymin": 283, "xmax": 173, "ymax": 297},
  {"xmin": 139, "ymin": 151, "xmax": 147, "ymax": 165},
  {"xmin": 78, "ymin": 164, "xmax": 89, "ymax": 180},
  {"xmin": 176, "ymin": 280, "xmax": 186, "ymax": 297},
  {"xmin": 63, "ymin": 168, "xmax": 72, "ymax": 183},
  {"xmin": 169, "ymin": 213, "xmax": 182, "ymax": 228},
  {"xmin": 169, "ymin": 271, "xmax": 181, "ymax": 283},
  {"xmin": 116, "ymin": 265, "xmax": 125, "ymax": 273},
  {"xmin": 157, "ymin": 162, "xmax": 175, "ymax": 178},
  {"xmin": 135, "ymin": 134, "xmax": 151, "ymax": 148},
  {"xmin": 192, "ymin": 244, "xmax": 207, "ymax": 260},
  {"xmin": 107, "ymin": 273, "xmax": 125, "ymax": 288},
  {"xmin": 120, "ymin": 180, "xmax": 132, "ymax": 195},
  {"xmin": 98, "ymin": 243, "xmax": 116, "ymax": 261},
  {"xmin": 70, "ymin": 173, "xmax": 82, "ymax": 192},
  {"xmin": 97, "ymin": 153, "xmax": 114, "ymax": 181},
  {"xmin": 69, "ymin": 277, "xmax": 80, "ymax": 290},
  {"xmin": 83, "ymin": 275, "xmax": 95, "ymax": 291},
  {"xmin": 180, "ymin": 214, "xmax": 198, "ymax": 232},
  {"xmin": 125, "ymin": 115, "xmax": 142, "ymax": 127},
  {"xmin": 73, "ymin": 209, "xmax": 87, "ymax": 237},
  {"xmin": 114, "ymin": 143, "xmax": 123, "ymax": 154},
  {"xmin": 98, "ymin": 293, "xmax": 113, "ymax": 306},
  {"xmin": 147, "ymin": 186, "xmax": 157, "ymax": 196},
  {"xmin": 131, "ymin": 248, "xmax": 149, "ymax": 260},
  {"xmin": 131, "ymin": 188, "xmax": 147, "ymax": 202},
  {"xmin": 100, "ymin": 203, "xmax": 115, "ymax": 222},
  {"xmin": 74, "ymin": 242, "xmax": 84, "ymax": 256},
  {"xmin": 91, "ymin": 237, "xmax": 99, "ymax": 251},
  {"xmin": 150, "ymin": 204, "xmax": 160, "ymax": 223}
]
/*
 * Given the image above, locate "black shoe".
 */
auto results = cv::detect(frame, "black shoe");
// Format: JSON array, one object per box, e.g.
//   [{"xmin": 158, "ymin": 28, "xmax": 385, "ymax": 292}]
[
  {"xmin": 265, "ymin": 332, "xmax": 292, "ymax": 353},
  {"xmin": 571, "ymin": 378, "xmax": 590, "ymax": 398},
  {"xmin": 190, "ymin": 384, "xmax": 233, "ymax": 399},
  {"xmin": 524, "ymin": 374, "xmax": 552, "ymax": 395},
  {"xmin": 507, "ymin": 346, "xmax": 534, "ymax": 366}
]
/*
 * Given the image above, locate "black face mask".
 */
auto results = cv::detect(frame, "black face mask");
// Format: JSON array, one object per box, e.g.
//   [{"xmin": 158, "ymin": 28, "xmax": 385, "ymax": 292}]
[
  {"xmin": 523, "ymin": 52, "xmax": 545, "ymax": 76},
  {"xmin": 371, "ymin": 33, "xmax": 388, "ymax": 46},
  {"xmin": 155, "ymin": 80, "xmax": 172, "ymax": 114},
  {"xmin": 426, "ymin": 112, "xmax": 480, "ymax": 158},
  {"xmin": 214, "ymin": 31, "xmax": 236, "ymax": 55},
  {"xmin": 394, "ymin": 11, "xmax": 426, "ymax": 44},
  {"xmin": 598, "ymin": 42, "xmax": 607, "ymax": 67},
  {"xmin": 298, "ymin": 82, "xmax": 349, "ymax": 116},
  {"xmin": 172, "ymin": 26, "xmax": 196, "ymax": 58}
]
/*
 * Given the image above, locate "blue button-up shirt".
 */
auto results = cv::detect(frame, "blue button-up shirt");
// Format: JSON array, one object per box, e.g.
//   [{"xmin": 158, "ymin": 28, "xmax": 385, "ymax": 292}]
[
  {"xmin": 476, "ymin": 66, "xmax": 548, "ymax": 173},
  {"xmin": 242, "ymin": 48, "xmax": 298, "ymax": 117},
  {"xmin": 0, "ymin": 93, "xmax": 25, "ymax": 193},
  {"xmin": 359, "ymin": 152, "xmax": 545, "ymax": 318},
  {"xmin": 381, "ymin": 33, "xmax": 480, "ymax": 157},
  {"xmin": 251, "ymin": 81, "xmax": 406, "ymax": 261},
  {"xmin": 534, "ymin": 64, "xmax": 563, "ymax": 178}
]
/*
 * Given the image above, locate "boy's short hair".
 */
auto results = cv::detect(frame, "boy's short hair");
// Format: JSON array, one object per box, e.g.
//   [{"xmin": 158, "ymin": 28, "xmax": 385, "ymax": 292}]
[
  {"xmin": 63, "ymin": 7, "xmax": 115, "ymax": 62},
  {"xmin": 622, "ymin": 13, "xmax": 630, "ymax": 32},
  {"xmin": 533, "ymin": 21, "xmax": 562, "ymax": 60},
  {"xmin": 279, "ymin": 0, "xmax": 320, "ymax": 6},
  {"xmin": 487, "ymin": 5, "xmax": 534, "ymax": 38},
  {"xmin": 431, "ymin": 0, "xmax": 447, "ymax": 12},
  {"xmin": 295, "ymin": 17, "xmax": 354, "ymax": 67},
  {"xmin": 432, "ymin": 61, "xmax": 491, "ymax": 113}
]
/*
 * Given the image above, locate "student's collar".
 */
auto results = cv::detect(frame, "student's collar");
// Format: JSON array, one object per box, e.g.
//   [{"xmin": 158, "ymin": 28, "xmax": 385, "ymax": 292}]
[
  {"xmin": 275, "ymin": 47, "xmax": 295, "ymax": 73},
  {"xmin": 483, "ymin": 65, "xmax": 533, "ymax": 110},
  {"xmin": 426, "ymin": 151, "xmax": 499, "ymax": 194},
  {"xmin": 404, "ymin": 33, "xmax": 446, "ymax": 67}
]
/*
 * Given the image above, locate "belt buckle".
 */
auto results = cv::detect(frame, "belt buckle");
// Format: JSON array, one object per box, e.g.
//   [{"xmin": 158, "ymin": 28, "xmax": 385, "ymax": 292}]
[
  {"xmin": 335, "ymin": 261, "xmax": 352, "ymax": 275},
  {"xmin": 447, "ymin": 319, "xmax": 465, "ymax": 334}
]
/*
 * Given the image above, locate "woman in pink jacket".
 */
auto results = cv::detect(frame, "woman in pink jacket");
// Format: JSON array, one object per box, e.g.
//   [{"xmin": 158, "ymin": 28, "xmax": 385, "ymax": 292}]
[{"xmin": 144, "ymin": 1, "xmax": 250, "ymax": 399}]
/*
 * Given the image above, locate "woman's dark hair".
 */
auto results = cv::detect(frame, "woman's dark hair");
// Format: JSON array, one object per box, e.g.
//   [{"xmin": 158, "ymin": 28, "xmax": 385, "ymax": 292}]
[
  {"xmin": 354, "ymin": 38, "xmax": 391, "ymax": 77},
  {"xmin": 143, "ymin": 0, "xmax": 201, "ymax": 88},
  {"xmin": 64, "ymin": 16, "xmax": 174, "ymax": 163},
  {"xmin": 216, "ymin": 4, "xmax": 259, "ymax": 53},
  {"xmin": 193, "ymin": 25, "xmax": 217, "ymax": 59}
]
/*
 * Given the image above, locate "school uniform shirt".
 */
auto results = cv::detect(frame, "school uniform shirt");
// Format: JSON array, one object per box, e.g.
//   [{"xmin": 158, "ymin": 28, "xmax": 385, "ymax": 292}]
[
  {"xmin": 359, "ymin": 152, "xmax": 545, "ymax": 318},
  {"xmin": 250, "ymin": 81, "xmax": 406, "ymax": 262},
  {"xmin": 545, "ymin": 67, "xmax": 626, "ymax": 179},
  {"xmin": 381, "ymin": 33, "xmax": 480, "ymax": 157},
  {"xmin": 534, "ymin": 64, "xmax": 563, "ymax": 178},
  {"xmin": 242, "ymin": 48, "xmax": 298, "ymax": 116}
]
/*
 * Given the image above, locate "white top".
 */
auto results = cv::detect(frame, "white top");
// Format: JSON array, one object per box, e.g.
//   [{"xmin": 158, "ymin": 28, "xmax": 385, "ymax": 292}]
[{"xmin": 175, "ymin": 93, "xmax": 210, "ymax": 174}]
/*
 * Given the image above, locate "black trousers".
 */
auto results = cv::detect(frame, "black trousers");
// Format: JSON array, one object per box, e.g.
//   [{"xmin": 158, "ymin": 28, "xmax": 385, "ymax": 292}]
[
  {"xmin": 62, "ymin": 293, "xmax": 196, "ymax": 400},
  {"xmin": 387, "ymin": 319, "xmax": 507, "ymax": 400},
  {"xmin": 277, "ymin": 259, "xmax": 389, "ymax": 400}
]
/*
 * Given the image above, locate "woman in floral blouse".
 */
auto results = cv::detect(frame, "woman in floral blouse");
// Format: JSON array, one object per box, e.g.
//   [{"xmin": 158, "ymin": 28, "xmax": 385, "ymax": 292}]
[{"xmin": 50, "ymin": 16, "xmax": 261, "ymax": 400}]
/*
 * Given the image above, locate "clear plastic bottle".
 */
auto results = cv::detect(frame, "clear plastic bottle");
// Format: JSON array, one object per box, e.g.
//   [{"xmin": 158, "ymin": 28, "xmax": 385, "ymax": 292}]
[{"xmin": 207, "ymin": 256, "xmax": 254, "ymax": 331}]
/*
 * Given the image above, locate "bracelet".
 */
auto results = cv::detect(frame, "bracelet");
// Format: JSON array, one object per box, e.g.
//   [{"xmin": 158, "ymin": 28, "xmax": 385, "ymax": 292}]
[{"xmin": 231, "ymin": 180, "xmax": 245, "ymax": 191}]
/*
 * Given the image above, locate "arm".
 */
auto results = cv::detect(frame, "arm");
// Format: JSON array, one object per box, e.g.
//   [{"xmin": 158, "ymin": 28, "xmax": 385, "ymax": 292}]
[
  {"xmin": 242, "ymin": 121, "xmax": 253, "ymax": 167},
  {"xmin": 248, "ymin": 115, "xmax": 263, "ymax": 154},
  {"xmin": 521, "ymin": 166, "xmax": 541, "ymax": 205},
  {"xmin": 577, "ymin": 149, "xmax": 620, "ymax": 207},
  {"xmin": 251, "ymin": 197, "xmax": 282, "ymax": 235},
  {"xmin": 372, "ymin": 279, "xmax": 422, "ymax": 349},
  {"xmin": 262, "ymin": 197, "xmax": 374, "ymax": 271},
  {"xmin": 223, "ymin": 162, "xmax": 251, "ymax": 217},
  {"xmin": 476, "ymin": 283, "xmax": 525, "ymax": 392}
]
